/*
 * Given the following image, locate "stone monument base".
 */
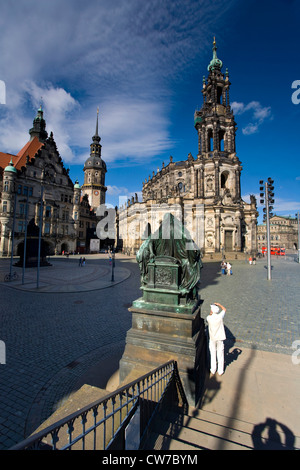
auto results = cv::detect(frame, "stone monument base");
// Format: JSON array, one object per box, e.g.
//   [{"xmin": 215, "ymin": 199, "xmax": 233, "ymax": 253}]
[{"xmin": 119, "ymin": 300, "xmax": 207, "ymax": 406}]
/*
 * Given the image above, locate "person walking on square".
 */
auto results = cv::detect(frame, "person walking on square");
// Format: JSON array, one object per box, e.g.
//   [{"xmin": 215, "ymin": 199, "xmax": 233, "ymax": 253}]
[
  {"xmin": 226, "ymin": 261, "xmax": 232, "ymax": 275},
  {"xmin": 207, "ymin": 302, "xmax": 227, "ymax": 375},
  {"xmin": 221, "ymin": 260, "xmax": 226, "ymax": 275}
]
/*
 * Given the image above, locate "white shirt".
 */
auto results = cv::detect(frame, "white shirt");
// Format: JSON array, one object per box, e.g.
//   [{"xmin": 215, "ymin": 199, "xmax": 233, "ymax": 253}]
[{"xmin": 207, "ymin": 310, "xmax": 226, "ymax": 341}]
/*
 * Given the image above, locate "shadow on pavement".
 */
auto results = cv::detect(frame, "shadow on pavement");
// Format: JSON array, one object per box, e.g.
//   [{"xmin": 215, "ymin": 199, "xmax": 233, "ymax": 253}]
[{"xmin": 251, "ymin": 418, "xmax": 296, "ymax": 450}]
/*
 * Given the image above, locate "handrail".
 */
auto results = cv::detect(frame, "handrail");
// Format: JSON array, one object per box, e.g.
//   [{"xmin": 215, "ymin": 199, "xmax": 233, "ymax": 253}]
[{"xmin": 10, "ymin": 360, "xmax": 187, "ymax": 450}]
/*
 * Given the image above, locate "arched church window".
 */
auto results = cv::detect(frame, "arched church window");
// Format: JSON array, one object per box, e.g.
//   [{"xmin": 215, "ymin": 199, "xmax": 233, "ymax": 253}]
[
  {"xmin": 219, "ymin": 130, "xmax": 225, "ymax": 151},
  {"xmin": 217, "ymin": 86, "xmax": 223, "ymax": 104},
  {"xmin": 208, "ymin": 129, "xmax": 213, "ymax": 151}
]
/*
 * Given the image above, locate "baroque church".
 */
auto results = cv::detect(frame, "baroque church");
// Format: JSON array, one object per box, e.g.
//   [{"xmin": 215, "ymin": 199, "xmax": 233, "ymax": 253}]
[
  {"xmin": 0, "ymin": 106, "xmax": 107, "ymax": 257},
  {"xmin": 118, "ymin": 40, "xmax": 258, "ymax": 255}
]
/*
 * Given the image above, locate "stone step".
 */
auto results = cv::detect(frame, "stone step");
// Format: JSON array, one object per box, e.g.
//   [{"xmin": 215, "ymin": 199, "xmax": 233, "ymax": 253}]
[{"xmin": 142, "ymin": 406, "xmax": 296, "ymax": 450}]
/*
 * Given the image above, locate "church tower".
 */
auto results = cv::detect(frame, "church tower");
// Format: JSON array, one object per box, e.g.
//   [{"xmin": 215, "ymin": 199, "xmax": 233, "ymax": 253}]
[
  {"xmin": 82, "ymin": 109, "xmax": 107, "ymax": 210},
  {"xmin": 192, "ymin": 38, "xmax": 256, "ymax": 252},
  {"xmin": 118, "ymin": 39, "xmax": 258, "ymax": 256}
]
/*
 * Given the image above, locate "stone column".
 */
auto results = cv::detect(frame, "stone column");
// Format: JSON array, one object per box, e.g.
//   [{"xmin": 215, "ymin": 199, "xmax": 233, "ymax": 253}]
[
  {"xmin": 194, "ymin": 169, "xmax": 199, "ymax": 198},
  {"xmin": 215, "ymin": 210, "xmax": 221, "ymax": 252},
  {"xmin": 214, "ymin": 162, "xmax": 219, "ymax": 198},
  {"xmin": 199, "ymin": 165, "xmax": 204, "ymax": 198},
  {"xmin": 235, "ymin": 213, "xmax": 242, "ymax": 251}
]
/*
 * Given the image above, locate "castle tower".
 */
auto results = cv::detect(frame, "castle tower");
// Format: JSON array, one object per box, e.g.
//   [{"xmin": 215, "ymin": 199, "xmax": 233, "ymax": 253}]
[
  {"xmin": 29, "ymin": 105, "xmax": 48, "ymax": 142},
  {"xmin": 81, "ymin": 109, "xmax": 107, "ymax": 210}
]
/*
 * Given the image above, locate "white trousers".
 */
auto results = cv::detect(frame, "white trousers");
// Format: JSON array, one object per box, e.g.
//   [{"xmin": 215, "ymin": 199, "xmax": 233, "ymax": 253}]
[{"xmin": 209, "ymin": 339, "xmax": 224, "ymax": 374}]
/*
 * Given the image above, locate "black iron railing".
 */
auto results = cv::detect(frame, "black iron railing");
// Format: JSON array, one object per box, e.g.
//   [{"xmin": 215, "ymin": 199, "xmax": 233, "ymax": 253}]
[{"xmin": 11, "ymin": 360, "xmax": 187, "ymax": 450}]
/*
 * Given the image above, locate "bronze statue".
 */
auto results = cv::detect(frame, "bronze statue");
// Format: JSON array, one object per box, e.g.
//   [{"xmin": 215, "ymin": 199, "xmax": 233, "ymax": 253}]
[{"xmin": 136, "ymin": 213, "xmax": 202, "ymax": 295}]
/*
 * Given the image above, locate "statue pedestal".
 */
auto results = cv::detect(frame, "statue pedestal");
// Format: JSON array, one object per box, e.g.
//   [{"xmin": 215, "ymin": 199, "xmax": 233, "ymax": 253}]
[
  {"xmin": 119, "ymin": 300, "xmax": 207, "ymax": 406},
  {"xmin": 119, "ymin": 232, "xmax": 206, "ymax": 406}
]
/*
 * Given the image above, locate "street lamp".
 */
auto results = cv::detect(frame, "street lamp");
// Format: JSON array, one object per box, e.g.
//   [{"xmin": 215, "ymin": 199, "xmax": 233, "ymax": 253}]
[
  {"xmin": 37, "ymin": 171, "xmax": 44, "ymax": 289},
  {"xmin": 259, "ymin": 178, "xmax": 275, "ymax": 280},
  {"xmin": 111, "ymin": 250, "xmax": 115, "ymax": 282},
  {"xmin": 9, "ymin": 192, "xmax": 17, "ymax": 280},
  {"xmin": 20, "ymin": 193, "xmax": 29, "ymax": 285}
]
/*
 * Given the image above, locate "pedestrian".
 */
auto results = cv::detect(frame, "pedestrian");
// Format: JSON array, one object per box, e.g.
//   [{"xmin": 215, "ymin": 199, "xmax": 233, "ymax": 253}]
[
  {"xmin": 226, "ymin": 261, "xmax": 232, "ymax": 275},
  {"xmin": 249, "ymin": 256, "xmax": 252, "ymax": 265},
  {"xmin": 221, "ymin": 260, "xmax": 226, "ymax": 275},
  {"xmin": 79, "ymin": 257, "xmax": 82, "ymax": 267},
  {"xmin": 207, "ymin": 302, "xmax": 227, "ymax": 375},
  {"xmin": 82, "ymin": 257, "xmax": 86, "ymax": 266},
  {"xmin": 253, "ymin": 255, "xmax": 256, "ymax": 265}
]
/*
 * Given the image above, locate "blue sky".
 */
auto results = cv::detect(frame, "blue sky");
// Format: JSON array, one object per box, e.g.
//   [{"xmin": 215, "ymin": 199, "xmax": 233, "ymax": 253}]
[{"xmin": 0, "ymin": 0, "xmax": 299, "ymax": 222}]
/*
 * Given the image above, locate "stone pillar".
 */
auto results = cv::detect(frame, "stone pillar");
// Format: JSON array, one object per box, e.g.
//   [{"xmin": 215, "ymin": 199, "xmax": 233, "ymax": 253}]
[
  {"xmin": 119, "ymin": 303, "xmax": 207, "ymax": 406},
  {"xmin": 235, "ymin": 214, "xmax": 242, "ymax": 251},
  {"xmin": 215, "ymin": 210, "xmax": 221, "ymax": 252},
  {"xmin": 119, "ymin": 238, "xmax": 207, "ymax": 406},
  {"xmin": 214, "ymin": 162, "xmax": 219, "ymax": 198},
  {"xmin": 199, "ymin": 165, "xmax": 204, "ymax": 198}
]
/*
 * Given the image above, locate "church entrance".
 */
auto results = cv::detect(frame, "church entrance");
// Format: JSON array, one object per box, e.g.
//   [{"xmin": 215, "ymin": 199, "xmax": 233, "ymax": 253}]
[{"xmin": 224, "ymin": 230, "xmax": 233, "ymax": 251}]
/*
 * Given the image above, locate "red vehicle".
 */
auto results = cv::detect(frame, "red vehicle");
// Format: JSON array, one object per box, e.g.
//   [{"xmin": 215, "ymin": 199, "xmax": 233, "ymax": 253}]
[{"xmin": 261, "ymin": 246, "xmax": 285, "ymax": 256}]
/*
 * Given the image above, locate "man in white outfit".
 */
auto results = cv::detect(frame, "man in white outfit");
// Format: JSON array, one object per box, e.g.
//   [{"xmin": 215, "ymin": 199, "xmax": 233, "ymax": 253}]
[{"xmin": 207, "ymin": 302, "xmax": 227, "ymax": 375}]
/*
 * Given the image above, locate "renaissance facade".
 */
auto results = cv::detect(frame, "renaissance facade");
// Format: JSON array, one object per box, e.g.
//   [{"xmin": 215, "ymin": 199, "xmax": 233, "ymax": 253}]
[
  {"xmin": 118, "ymin": 40, "xmax": 258, "ymax": 255},
  {"xmin": 257, "ymin": 215, "xmax": 298, "ymax": 251},
  {"xmin": 0, "ymin": 107, "xmax": 106, "ymax": 257}
]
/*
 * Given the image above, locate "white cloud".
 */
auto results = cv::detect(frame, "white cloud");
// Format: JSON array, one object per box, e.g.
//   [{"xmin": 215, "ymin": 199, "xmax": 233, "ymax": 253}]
[
  {"xmin": 0, "ymin": 0, "xmax": 239, "ymax": 164},
  {"xmin": 231, "ymin": 100, "xmax": 272, "ymax": 135},
  {"xmin": 242, "ymin": 123, "xmax": 259, "ymax": 136},
  {"xmin": 106, "ymin": 185, "xmax": 143, "ymax": 207}
]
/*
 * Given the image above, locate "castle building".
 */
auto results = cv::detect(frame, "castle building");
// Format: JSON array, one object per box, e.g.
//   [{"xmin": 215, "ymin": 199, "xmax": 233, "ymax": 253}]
[
  {"xmin": 0, "ymin": 107, "xmax": 102, "ymax": 257},
  {"xmin": 118, "ymin": 40, "xmax": 258, "ymax": 255}
]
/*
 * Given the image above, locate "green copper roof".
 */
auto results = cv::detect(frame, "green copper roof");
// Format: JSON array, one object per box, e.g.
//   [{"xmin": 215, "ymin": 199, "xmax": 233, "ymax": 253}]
[
  {"xmin": 194, "ymin": 116, "xmax": 202, "ymax": 125},
  {"xmin": 208, "ymin": 37, "xmax": 223, "ymax": 71},
  {"xmin": 74, "ymin": 179, "xmax": 81, "ymax": 189},
  {"xmin": 4, "ymin": 158, "xmax": 17, "ymax": 174}
]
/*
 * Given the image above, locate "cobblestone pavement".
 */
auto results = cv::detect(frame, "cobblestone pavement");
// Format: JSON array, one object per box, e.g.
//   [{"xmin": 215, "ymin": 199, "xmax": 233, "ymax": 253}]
[
  {"xmin": 199, "ymin": 256, "xmax": 300, "ymax": 355},
  {"xmin": 0, "ymin": 254, "xmax": 299, "ymax": 449}
]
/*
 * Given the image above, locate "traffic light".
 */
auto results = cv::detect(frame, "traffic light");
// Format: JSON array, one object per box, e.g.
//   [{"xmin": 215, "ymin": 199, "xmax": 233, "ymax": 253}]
[
  {"xmin": 267, "ymin": 178, "xmax": 275, "ymax": 205},
  {"xmin": 259, "ymin": 178, "xmax": 275, "ymax": 220},
  {"xmin": 259, "ymin": 180, "xmax": 265, "ymax": 204}
]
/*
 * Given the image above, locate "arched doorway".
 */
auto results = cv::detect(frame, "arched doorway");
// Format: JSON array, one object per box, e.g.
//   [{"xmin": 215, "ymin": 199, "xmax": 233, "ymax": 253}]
[{"xmin": 61, "ymin": 243, "xmax": 69, "ymax": 254}]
